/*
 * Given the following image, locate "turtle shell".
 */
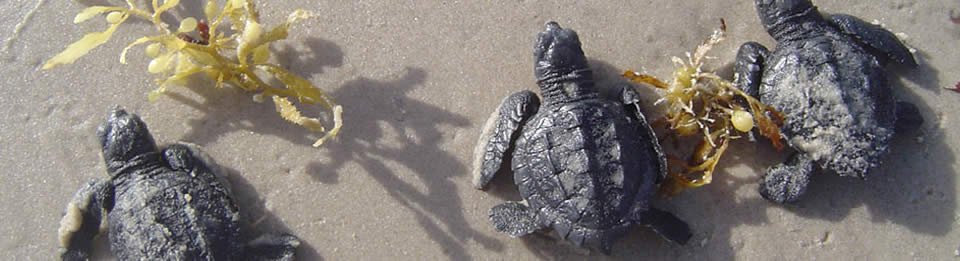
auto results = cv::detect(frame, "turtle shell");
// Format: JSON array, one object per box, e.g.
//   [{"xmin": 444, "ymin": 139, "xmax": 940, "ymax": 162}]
[
  {"xmin": 511, "ymin": 98, "xmax": 663, "ymax": 242},
  {"xmin": 109, "ymin": 166, "xmax": 241, "ymax": 260},
  {"xmin": 760, "ymin": 30, "xmax": 897, "ymax": 177}
]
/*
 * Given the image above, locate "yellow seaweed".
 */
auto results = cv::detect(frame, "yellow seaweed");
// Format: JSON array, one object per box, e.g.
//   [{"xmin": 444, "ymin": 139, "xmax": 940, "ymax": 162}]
[
  {"xmin": 623, "ymin": 19, "xmax": 785, "ymax": 195},
  {"xmin": 43, "ymin": 0, "xmax": 342, "ymax": 147},
  {"xmin": 42, "ymin": 15, "xmax": 127, "ymax": 69}
]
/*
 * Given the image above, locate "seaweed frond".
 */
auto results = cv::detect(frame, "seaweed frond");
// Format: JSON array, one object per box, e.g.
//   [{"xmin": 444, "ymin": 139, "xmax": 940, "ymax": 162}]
[
  {"xmin": 43, "ymin": 0, "xmax": 342, "ymax": 147},
  {"xmin": 622, "ymin": 19, "xmax": 785, "ymax": 195}
]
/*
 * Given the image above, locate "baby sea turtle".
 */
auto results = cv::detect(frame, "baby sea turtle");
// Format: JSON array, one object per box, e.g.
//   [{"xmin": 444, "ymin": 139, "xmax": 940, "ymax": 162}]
[
  {"xmin": 472, "ymin": 22, "xmax": 691, "ymax": 252},
  {"xmin": 734, "ymin": 0, "xmax": 923, "ymax": 204},
  {"xmin": 58, "ymin": 108, "xmax": 300, "ymax": 260}
]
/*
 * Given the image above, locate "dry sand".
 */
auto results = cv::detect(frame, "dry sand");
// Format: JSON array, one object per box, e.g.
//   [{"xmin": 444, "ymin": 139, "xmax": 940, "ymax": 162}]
[{"xmin": 1, "ymin": 0, "xmax": 958, "ymax": 259}]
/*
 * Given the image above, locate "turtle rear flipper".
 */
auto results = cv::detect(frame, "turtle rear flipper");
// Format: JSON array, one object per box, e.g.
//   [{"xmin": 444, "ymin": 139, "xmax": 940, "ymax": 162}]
[
  {"xmin": 760, "ymin": 152, "xmax": 815, "ymax": 204},
  {"xmin": 636, "ymin": 207, "xmax": 691, "ymax": 245},
  {"xmin": 829, "ymin": 14, "xmax": 917, "ymax": 67},
  {"xmin": 240, "ymin": 233, "xmax": 301, "ymax": 261},
  {"xmin": 472, "ymin": 91, "xmax": 540, "ymax": 189},
  {"xmin": 59, "ymin": 179, "xmax": 113, "ymax": 261},
  {"xmin": 489, "ymin": 202, "xmax": 546, "ymax": 237}
]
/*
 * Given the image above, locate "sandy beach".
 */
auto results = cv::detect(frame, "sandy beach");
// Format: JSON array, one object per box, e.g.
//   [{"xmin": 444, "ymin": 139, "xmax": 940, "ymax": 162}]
[{"xmin": 1, "ymin": 0, "xmax": 958, "ymax": 259}]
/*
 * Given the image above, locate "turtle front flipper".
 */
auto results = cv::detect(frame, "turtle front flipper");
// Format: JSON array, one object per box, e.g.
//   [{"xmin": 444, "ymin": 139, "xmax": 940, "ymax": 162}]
[
  {"xmin": 829, "ymin": 14, "xmax": 917, "ymax": 67},
  {"xmin": 635, "ymin": 207, "xmax": 692, "ymax": 245},
  {"xmin": 733, "ymin": 42, "xmax": 770, "ymax": 97},
  {"xmin": 163, "ymin": 143, "xmax": 218, "ymax": 176},
  {"xmin": 760, "ymin": 152, "xmax": 815, "ymax": 204},
  {"xmin": 472, "ymin": 91, "xmax": 540, "ymax": 189},
  {"xmin": 58, "ymin": 179, "xmax": 114, "ymax": 261},
  {"xmin": 162, "ymin": 142, "xmax": 231, "ymax": 192},
  {"xmin": 489, "ymin": 202, "xmax": 546, "ymax": 237},
  {"xmin": 239, "ymin": 233, "xmax": 301, "ymax": 261},
  {"xmin": 616, "ymin": 85, "xmax": 668, "ymax": 183}
]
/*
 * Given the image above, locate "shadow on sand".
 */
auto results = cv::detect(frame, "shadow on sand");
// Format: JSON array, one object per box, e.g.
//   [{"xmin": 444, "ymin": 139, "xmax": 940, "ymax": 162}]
[
  {"xmin": 160, "ymin": 31, "xmax": 503, "ymax": 259},
  {"xmin": 167, "ymin": 36, "xmax": 344, "ymax": 147},
  {"xmin": 306, "ymin": 67, "xmax": 504, "ymax": 260},
  {"xmin": 223, "ymin": 165, "xmax": 324, "ymax": 260}
]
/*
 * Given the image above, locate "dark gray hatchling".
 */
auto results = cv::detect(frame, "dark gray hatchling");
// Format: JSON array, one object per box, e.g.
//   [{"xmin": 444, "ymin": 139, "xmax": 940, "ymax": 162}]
[
  {"xmin": 57, "ymin": 108, "xmax": 300, "ymax": 260},
  {"xmin": 734, "ymin": 0, "xmax": 923, "ymax": 204},
  {"xmin": 472, "ymin": 22, "xmax": 691, "ymax": 253}
]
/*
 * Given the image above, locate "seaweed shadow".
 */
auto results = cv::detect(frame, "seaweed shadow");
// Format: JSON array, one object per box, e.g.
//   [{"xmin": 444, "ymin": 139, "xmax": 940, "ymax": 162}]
[
  {"xmin": 167, "ymin": 83, "xmax": 318, "ymax": 147},
  {"xmin": 307, "ymin": 67, "xmax": 503, "ymax": 260},
  {"xmin": 274, "ymin": 38, "xmax": 345, "ymax": 76},
  {"xmin": 168, "ymin": 36, "xmax": 345, "ymax": 147}
]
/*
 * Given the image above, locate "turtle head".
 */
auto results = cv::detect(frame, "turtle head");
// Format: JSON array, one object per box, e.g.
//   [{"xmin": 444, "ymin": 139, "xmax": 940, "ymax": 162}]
[
  {"xmin": 754, "ymin": 0, "xmax": 819, "ymax": 38},
  {"xmin": 534, "ymin": 22, "xmax": 591, "ymax": 86},
  {"xmin": 98, "ymin": 107, "xmax": 159, "ymax": 176},
  {"xmin": 533, "ymin": 22, "xmax": 595, "ymax": 102}
]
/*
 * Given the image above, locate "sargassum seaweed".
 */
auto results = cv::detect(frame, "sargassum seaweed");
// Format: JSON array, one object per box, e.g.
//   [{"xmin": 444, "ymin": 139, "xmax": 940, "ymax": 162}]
[
  {"xmin": 43, "ymin": 0, "xmax": 342, "ymax": 147},
  {"xmin": 623, "ymin": 20, "xmax": 785, "ymax": 195}
]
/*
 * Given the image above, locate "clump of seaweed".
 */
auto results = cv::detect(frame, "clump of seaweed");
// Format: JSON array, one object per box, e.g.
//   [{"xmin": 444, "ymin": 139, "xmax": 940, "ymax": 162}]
[
  {"xmin": 42, "ymin": 0, "xmax": 342, "ymax": 147},
  {"xmin": 622, "ymin": 20, "xmax": 785, "ymax": 195}
]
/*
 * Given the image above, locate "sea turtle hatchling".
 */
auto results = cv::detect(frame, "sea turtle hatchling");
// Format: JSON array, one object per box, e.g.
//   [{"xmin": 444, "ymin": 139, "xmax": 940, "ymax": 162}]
[
  {"xmin": 472, "ymin": 22, "xmax": 692, "ymax": 252},
  {"xmin": 734, "ymin": 0, "xmax": 923, "ymax": 204},
  {"xmin": 58, "ymin": 108, "xmax": 300, "ymax": 260}
]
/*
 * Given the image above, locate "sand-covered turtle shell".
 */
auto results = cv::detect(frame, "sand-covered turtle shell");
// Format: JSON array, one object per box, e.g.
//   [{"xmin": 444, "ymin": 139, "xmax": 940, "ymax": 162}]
[{"xmin": 759, "ymin": 29, "xmax": 897, "ymax": 177}]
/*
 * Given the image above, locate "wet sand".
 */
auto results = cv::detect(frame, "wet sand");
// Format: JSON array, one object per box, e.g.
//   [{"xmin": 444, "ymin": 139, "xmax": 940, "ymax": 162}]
[{"xmin": 1, "ymin": 0, "xmax": 958, "ymax": 259}]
